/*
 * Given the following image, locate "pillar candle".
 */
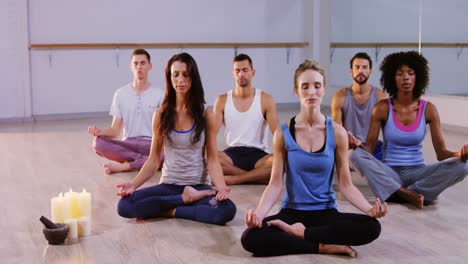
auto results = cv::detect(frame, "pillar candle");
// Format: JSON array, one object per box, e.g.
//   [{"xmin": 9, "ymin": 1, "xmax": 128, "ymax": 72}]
[
  {"xmin": 64, "ymin": 189, "xmax": 80, "ymax": 218},
  {"xmin": 64, "ymin": 218, "xmax": 78, "ymax": 240},
  {"xmin": 77, "ymin": 189, "xmax": 92, "ymax": 218},
  {"xmin": 51, "ymin": 193, "xmax": 70, "ymax": 223},
  {"xmin": 77, "ymin": 216, "xmax": 91, "ymax": 237}
]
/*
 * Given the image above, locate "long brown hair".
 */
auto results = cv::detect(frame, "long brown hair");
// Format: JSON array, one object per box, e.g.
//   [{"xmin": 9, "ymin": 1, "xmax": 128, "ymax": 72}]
[{"xmin": 158, "ymin": 53, "xmax": 206, "ymax": 144}]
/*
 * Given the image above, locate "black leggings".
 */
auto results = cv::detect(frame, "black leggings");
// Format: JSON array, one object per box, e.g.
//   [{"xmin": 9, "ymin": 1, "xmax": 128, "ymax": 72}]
[{"xmin": 241, "ymin": 208, "xmax": 381, "ymax": 256}]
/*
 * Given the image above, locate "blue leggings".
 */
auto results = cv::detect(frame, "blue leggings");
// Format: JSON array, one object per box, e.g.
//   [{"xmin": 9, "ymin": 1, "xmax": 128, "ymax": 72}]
[{"xmin": 117, "ymin": 184, "xmax": 236, "ymax": 225}]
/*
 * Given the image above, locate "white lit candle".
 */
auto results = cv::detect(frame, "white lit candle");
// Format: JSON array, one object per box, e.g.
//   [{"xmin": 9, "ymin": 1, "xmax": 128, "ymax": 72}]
[
  {"xmin": 64, "ymin": 188, "xmax": 80, "ymax": 218},
  {"xmin": 77, "ymin": 216, "xmax": 91, "ymax": 237},
  {"xmin": 77, "ymin": 189, "xmax": 92, "ymax": 218},
  {"xmin": 51, "ymin": 193, "xmax": 70, "ymax": 223},
  {"xmin": 64, "ymin": 218, "xmax": 78, "ymax": 240}
]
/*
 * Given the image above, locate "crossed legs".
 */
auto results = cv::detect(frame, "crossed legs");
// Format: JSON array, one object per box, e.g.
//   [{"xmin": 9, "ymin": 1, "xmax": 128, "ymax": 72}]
[
  {"xmin": 219, "ymin": 151, "xmax": 272, "ymax": 185},
  {"xmin": 117, "ymin": 184, "xmax": 237, "ymax": 225},
  {"xmin": 241, "ymin": 208, "xmax": 381, "ymax": 257},
  {"xmin": 93, "ymin": 136, "xmax": 152, "ymax": 174}
]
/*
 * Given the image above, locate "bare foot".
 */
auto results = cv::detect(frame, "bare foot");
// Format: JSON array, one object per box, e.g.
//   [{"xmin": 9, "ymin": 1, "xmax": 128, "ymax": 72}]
[
  {"xmin": 266, "ymin": 220, "xmax": 305, "ymax": 239},
  {"xmin": 319, "ymin": 244, "xmax": 357, "ymax": 257},
  {"xmin": 396, "ymin": 187, "xmax": 424, "ymax": 209},
  {"xmin": 103, "ymin": 162, "xmax": 131, "ymax": 175},
  {"xmin": 224, "ymin": 175, "xmax": 238, "ymax": 185},
  {"xmin": 181, "ymin": 186, "xmax": 216, "ymax": 204},
  {"xmin": 103, "ymin": 164, "xmax": 112, "ymax": 175}
]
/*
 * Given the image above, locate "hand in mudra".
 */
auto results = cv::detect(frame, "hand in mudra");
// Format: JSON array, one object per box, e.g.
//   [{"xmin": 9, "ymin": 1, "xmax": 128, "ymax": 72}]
[{"xmin": 367, "ymin": 197, "xmax": 388, "ymax": 218}]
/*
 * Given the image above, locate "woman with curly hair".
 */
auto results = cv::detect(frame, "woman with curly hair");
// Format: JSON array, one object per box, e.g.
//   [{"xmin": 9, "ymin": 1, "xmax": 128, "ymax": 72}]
[
  {"xmin": 116, "ymin": 53, "xmax": 236, "ymax": 225},
  {"xmin": 350, "ymin": 51, "xmax": 468, "ymax": 209}
]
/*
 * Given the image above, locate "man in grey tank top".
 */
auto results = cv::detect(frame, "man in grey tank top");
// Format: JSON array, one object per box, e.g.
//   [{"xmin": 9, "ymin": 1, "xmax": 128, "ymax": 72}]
[{"xmin": 331, "ymin": 52, "xmax": 386, "ymax": 159}]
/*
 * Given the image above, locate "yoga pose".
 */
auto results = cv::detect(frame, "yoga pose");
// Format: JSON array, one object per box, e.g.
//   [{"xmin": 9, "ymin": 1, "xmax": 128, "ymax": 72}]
[
  {"xmin": 88, "ymin": 49, "xmax": 164, "ymax": 174},
  {"xmin": 241, "ymin": 60, "xmax": 387, "ymax": 257},
  {"xmin": 214, "ymin": 54, "xmax": 279, "ymax": 185},
  {"xmin": 331, "ymin": 52, "xmax": 386, "ymax": 158},
  {"xmin": 116, "ymin": 53, "xmax": 236, "ymax": 225},
  {"xmin": 350, "ymin": 51, "xmax": 468, "ymax": 209}
]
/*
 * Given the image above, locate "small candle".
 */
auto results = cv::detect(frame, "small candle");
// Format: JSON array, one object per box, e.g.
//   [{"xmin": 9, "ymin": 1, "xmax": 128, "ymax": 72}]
[
  {"xmin": 64, "ymin": 218, "xmax": 78, "ymax": 240},
  {"xmin": 64, "ymin": 189, "xmax": 80, "ymax": 218},
  {"xmin": 77, "ymin": 189, "xmax": 92, "ymax": 218},
  {"xmin": 51, "ymin": 193, "xmax": 70, "ymax": 223},
  {"xmin": 77, "ymin": 216, "xmax": 91, "ymax": 237}
]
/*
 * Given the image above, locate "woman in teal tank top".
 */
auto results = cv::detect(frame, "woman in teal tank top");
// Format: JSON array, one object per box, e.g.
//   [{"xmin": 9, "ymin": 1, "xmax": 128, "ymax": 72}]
[
  {"xmin": 350, "ymin": 51, "xmax": 468, "ymax": 209},
  {"xmin": 241, "ymin": 60, "xmax": 387, "ymax": 257}
]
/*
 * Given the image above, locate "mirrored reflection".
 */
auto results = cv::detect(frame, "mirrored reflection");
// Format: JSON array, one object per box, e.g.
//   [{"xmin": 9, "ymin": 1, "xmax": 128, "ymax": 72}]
[{"xmin": 330, "ymin": 0, "xmax": 468, "ymax": 97}]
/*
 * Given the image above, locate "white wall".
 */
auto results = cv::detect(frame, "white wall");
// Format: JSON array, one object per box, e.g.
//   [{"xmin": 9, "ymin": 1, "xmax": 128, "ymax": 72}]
[
  {"xmin": 0, "ymin": 0, "xmax": 334, "ymax": 119},
  {"xmin": 28, "ymin": 0, "xmax": 305, "ymax": 116},
  {"xmin": 304, "ymin": 0, "xmax": 331, "ymax": 80},
  {"xmin": 0, "ymin": 0, "xmax": 31, "ymax": 119},
  {"xmin": 332, "ymin": 0, "xmax": 468, "ymax": 42},
  {"xmin": 329, "ymin": 0, "xmax": 468, "ymax": 128},
  {"xmin": 5, "ymin": 0, "xmax": 464, "ymax": 126},
  {"xmin": 29, "ymin": 0, "xmax": 303, "ymax": 44},
  {"xmin": 330, "ymin": 0, "xmax": 468, "ymax": 96},
  {"xmin": 0, "ymin": 0, "xmax": 310, "ymax": 119},
  {"xmin": 30, "ymin": 48, "xmax": 305, "ymax": 115}
]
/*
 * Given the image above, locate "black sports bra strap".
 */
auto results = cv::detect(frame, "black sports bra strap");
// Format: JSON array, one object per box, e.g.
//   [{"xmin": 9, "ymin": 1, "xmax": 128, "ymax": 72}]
[
  {"xmin": 288, "ymin": 115, "xmax": 326, "ymax": 153},
  {"xmin": 289, "ymin": 116, "xmax": 296, "ymax": 141}
]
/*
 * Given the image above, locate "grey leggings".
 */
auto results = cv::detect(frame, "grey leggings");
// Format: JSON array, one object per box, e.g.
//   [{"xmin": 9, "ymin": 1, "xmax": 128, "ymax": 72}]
[{"xmin": 350, "ymin": 148, "xmax": 468, "ymax": 202}]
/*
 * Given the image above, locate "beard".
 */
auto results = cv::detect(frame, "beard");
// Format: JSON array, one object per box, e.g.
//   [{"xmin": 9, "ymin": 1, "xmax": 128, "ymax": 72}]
[
  {"xmin": 237, "ymin": 79, "xmax": 249, "ymax": 87},
  {"xmin": 353, "ymin": 74, "xmax": 369, "ymax": 85}
]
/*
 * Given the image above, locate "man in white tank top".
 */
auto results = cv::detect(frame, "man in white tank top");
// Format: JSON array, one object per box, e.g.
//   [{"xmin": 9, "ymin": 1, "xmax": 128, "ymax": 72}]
[
  {"xmin": 88, "ymin": 49, "xmax": 163, "ymax": 174},
  {"xmin": 331, "ymin": 52, "xmax": 386, "ymax": 156},
  {"xmin": 214, "ymin": 54, "xmax": 279, "ymax": 185}
]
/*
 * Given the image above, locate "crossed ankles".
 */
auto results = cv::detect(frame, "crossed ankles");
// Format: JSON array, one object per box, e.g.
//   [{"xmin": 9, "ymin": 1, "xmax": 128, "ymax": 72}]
[
  {"xmin": 103, "ymin": 162, "xmax": 131, "ymax": 175},
  {"xmin": 394, "ymin": 187, "xmax": 424, "ymax": 209},
  {"xmin": 181, "ymin": 186, "xmax": 216, "ymax": 204},
  {"xmin": 319, "ymin": 244, "xmax": 357, "ymax": 258},
  {"xmin": 136, "ymin": 187, "xmax": 215, "ymax": 222}
]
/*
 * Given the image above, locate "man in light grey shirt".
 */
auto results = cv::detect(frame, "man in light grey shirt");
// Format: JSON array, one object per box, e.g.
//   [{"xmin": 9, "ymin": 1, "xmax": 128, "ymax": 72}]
[{"xmin": 88, "ymin": 49, "xmax": 163, "ymax": 174}]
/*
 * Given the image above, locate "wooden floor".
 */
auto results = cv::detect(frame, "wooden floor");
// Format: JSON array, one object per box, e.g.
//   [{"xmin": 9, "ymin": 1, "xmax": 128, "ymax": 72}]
[{"xmin": 1, "ymin": 109, "xmax": 468, "ymax": 264}]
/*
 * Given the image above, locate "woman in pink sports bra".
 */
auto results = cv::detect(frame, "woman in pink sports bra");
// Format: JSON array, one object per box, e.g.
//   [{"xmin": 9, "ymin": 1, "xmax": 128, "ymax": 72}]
[{"xmin": 350, "ymin": 51, "xmax": 468, "ymax": 209}]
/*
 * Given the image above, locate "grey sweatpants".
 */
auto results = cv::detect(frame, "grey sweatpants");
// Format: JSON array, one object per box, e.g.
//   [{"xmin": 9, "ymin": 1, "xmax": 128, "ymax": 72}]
[{"xmin": 350, "ymin": 148, "xmax": 468, "ymax": 202}]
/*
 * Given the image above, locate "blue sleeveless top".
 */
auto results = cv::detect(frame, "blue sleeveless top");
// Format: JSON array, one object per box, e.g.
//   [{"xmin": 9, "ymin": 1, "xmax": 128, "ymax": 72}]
[
  {"xmin": 382, "ymin": 98, "xmax": 427, "ymax": 166},
  {"xmin": 280, "ymin": 116, "xmax": 338, "ymax": 211}
]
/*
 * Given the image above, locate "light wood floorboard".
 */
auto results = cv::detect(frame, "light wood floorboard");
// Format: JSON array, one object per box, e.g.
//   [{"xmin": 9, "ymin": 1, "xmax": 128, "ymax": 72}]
[{"xmin": 1, "ymin": 109, "xmax": 467, "ymax": 264}]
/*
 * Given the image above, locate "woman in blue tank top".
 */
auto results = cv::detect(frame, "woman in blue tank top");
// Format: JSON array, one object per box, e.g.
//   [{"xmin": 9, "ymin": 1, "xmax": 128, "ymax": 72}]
[
  {"xmin": 241, "ymin": 60, "xmax": 387, "ymax": 257},
  {"xmin": 350, "ymin": 51, "xmax": 468, "ymax": 209},
  {"xmin": 115, "ymin": 53, "xmax": 236, "ymax": 225}
]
